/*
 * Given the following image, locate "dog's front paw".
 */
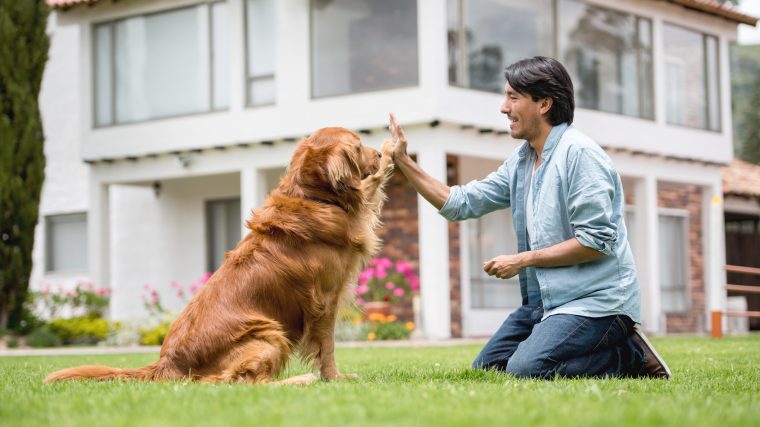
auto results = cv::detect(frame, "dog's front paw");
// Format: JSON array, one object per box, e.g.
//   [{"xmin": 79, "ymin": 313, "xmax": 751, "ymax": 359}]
[
  {"xmin": 321, "ymin": 372, "xmax": 358, "ymax": 382},
  {"xmin": 380, "ymin": 139, "xmax": 395, "ymax": 160}
]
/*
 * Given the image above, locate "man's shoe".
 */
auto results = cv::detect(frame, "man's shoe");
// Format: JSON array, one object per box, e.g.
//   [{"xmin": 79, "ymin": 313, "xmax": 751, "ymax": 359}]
[{"xmin": 632, "ymin": 325, "xmax": 672, "ymax": 379}]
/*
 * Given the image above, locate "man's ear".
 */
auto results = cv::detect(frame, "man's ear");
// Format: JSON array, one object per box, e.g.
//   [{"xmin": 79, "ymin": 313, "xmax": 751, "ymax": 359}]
[{"xmin": 539, "ymin": 97, "xmax": 553, "ymax": 116}]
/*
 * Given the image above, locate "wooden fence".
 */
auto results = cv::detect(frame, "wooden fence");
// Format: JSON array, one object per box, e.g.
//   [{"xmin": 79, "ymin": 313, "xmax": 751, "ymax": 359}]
[{"xmin": 711, "ymin": 265, "xmax": 760, "ymax": 338}]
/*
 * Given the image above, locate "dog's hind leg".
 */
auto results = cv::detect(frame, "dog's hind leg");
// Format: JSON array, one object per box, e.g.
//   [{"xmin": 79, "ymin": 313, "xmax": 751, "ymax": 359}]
[
  {"xmin": 214, "ymin": 317, "xmax": 291, "ymax": 384},
  {"xmin": 216, "ymin": 338, "xmax": 290, "ymax": 384}
]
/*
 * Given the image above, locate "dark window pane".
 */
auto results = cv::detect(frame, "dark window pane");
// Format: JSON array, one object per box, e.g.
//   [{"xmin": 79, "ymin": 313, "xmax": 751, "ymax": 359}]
[{"xmin": 312, "ymin": 0, "xmax": 418, "ymax": 97}]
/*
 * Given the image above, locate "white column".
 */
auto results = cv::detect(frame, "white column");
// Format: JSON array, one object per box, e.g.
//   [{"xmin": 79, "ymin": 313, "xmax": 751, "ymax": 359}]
[
  {"xmin": 651, "ymin": 17, "xmax": 667, "ymax": 127},
  {"xmin": 416, "ymin": 148, "xmax": 451, "ymax": 339},
  {"xmin": 227, "ymin": 0, "xmax": 246, "ymax": 112},
  {"xmin": 704, "ymin": 185, "xmax": 727, "ymax": 333},
  {"xmin": 88, "ymin": 180, "xmax": 111, "ymax": 291},
  {"xmin": 240, "ymin": 167, "xmax": 264, "ymax": 236},
  {"xmin": 633, "ymin": 176, "xmax": 661, "ymax": 334}
]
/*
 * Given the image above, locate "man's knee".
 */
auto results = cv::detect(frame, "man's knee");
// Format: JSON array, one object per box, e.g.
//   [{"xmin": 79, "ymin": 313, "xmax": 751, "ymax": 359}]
[
  {"xmin": 505, "ymin": 353, "xmax": 546, "ymax": 378},
  {"xmin": 471, "ymin": 354, "xmax": 508, "ymax": 371}
]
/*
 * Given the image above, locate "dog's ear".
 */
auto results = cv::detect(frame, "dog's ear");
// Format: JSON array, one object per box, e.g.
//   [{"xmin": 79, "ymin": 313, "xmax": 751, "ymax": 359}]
[{"xmin": 324, "ymin": 148, "xmax": 361, "ymax": 194}]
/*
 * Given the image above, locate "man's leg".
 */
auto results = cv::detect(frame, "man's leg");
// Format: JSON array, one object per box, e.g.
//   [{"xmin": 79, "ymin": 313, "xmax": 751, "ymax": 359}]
[
  {"xmin": 471, "ymin": 304, "xmax": 543, "ymax": 371},
  {"xmin": 505, "ymin": 314, "xmax": 646, "ymax": 379}
]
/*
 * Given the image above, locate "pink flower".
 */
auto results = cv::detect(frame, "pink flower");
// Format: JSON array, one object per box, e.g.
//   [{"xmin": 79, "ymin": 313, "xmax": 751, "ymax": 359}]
[
  {"xmin": 356, "ymin": 298, "xmax": 365, "ymax": 305},
  {"xmin": 200, "ymin": 272, "xmax": 212, "ymax": 283},
  {"xmin": 393, "ymin": 288, "xmax": 405, "ymax": 297},
  {"xmin": 177, "ymin": 289, "xmax": 185, "ymax": 299},
  {"xmin": 396, "ymin": 260, "xmax": 412, "ymax": 275},
  {"xmin": 375, "ymin": 266, "xmax": 387, "ymax": 279},
  {"xmin": 410, "ymin": 277, "xmax": 420, "ymax": 290},
  {"xmin": 377, "ymin": 258, "xmax": 393, "ymax": 269},
  {"xmin": 189, "ymin": 283, "xmax": 200, "ymax": 294},
  {"xmin": 356, "ymin": 284, "xmax": 369, "ymax": 295},
  {"xmin": 358, "ymin": 269, "xmax": 374, "ymax": 285},
  {"xmin": 150, "ymin": 291, "xmax": 159, "ymax": 303},
  {"xmin": 171, "ymin": 281, "xmax": 181, "ymax": 289},
  {"xmin": 385, "ymin": 281, "xmax": 395, "ymax": 290},
  {"xmin": 143, "ymin": 283, "xmax": 151, "ymax": 290},
  {"xmin": 96, "ymin": 288, "xmax": 105, "ymax": 296}
]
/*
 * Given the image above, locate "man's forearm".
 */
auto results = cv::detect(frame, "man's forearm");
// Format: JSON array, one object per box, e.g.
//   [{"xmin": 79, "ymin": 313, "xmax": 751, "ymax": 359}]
[
  {"xmin": 395, "ymin": 154, "xmax": 451, "ymax": 210},
  {"xmin": 520, "ymin": 237, "xmax": 605, "ymax": 269}
]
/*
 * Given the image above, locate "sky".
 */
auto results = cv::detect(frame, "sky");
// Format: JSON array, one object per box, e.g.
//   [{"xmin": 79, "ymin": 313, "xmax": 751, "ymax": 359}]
[{"xmin": 738, "ymin": 0, "xmax": 760, "ymax": 44}]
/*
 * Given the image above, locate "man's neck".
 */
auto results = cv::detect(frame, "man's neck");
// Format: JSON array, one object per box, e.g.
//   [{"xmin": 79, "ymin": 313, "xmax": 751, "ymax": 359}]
[{"xmin": 527, "ymin": 124, "xmax": 553, "ymax": 159}]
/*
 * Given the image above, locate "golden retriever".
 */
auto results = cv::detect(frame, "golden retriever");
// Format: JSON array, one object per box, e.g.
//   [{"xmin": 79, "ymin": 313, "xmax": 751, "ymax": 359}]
[{"xmin": 45, "ymin": 127, "xmax": 395, "ymax": 385}]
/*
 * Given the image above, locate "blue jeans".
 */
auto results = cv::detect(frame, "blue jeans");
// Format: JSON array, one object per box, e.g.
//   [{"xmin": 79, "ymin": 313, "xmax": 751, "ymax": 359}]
[{"xmin": 472, "ymin": 304, "xmax": 646, "ymax": 379}]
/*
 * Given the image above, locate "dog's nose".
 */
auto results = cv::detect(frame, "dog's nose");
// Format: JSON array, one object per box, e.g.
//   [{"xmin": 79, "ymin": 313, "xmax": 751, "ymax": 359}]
[{"xmin": 377, "ymin": 151, "xmax": 382, "ymax": 158}]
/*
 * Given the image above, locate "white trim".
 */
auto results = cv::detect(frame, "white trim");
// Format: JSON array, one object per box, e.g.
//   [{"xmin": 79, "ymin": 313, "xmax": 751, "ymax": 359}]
[{"xmin": 416, "ymin": 145, "xmax": 451, "ymax": 339}]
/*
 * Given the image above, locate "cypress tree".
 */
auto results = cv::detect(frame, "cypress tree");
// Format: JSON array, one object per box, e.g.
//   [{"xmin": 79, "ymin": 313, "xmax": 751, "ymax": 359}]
[
  {"xmin": 0, "ymin": 0, "xmax": 50, "ymax": 330},
  {"xmin": 741, "ymin": 72, "xmax": 760, "ymax": 166}
]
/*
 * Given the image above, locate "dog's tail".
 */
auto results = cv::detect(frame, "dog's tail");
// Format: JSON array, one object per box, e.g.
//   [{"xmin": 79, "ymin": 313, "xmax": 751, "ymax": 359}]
[{"xmin": 44, "ymin": 360, "xmax": 179, "ymax": 383}]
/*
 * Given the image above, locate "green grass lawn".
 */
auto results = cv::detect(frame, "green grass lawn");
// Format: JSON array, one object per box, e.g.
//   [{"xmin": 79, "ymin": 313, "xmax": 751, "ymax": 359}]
[{"xmin": 1, "ymin": 335, "xmax": 759, "ymax": 427}]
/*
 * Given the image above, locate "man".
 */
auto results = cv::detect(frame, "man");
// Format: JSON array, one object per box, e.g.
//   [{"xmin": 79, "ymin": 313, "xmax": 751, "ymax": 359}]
[{"xmin": 388, "ymin": 56, "xmax": 671, "ymax": 379}]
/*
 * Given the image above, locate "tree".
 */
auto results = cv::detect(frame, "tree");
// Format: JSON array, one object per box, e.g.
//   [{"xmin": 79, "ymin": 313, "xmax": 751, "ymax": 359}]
[
  {"xmin": 741, "ymin": 71, "xmax": 760, "ymax": 165},
  {"xmin": 0, "ymin": 0, "xmax": 50, "ymax": 330}
]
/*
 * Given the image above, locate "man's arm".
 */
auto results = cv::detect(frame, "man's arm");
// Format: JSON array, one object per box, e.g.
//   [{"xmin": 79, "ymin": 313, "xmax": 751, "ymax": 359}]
[
  {"xmin": 389, "ymin": 113, "xmax": 450, "ymax": 210},
  {"xmin": 483, "ymin": 238, "xmax": 604, "ymax": 280}
]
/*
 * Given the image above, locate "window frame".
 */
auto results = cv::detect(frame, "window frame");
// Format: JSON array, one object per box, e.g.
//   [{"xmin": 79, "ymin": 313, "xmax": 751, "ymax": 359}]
[
  {"xmin": 45, "ymin": 212, "xmax": 89, "ymax": 274},
  {"xmin": 309, "ymin": 0, "xmax": 421, "ymax": 99},
  {"xmin": 204, "ymin": 197, "xmax": 242, "ymax": 273},
  {"xmin": 91, "ymin": 1, "xmax": 229, "ymax": 128},
  {"xmin": 662, "ymin": 22, "xmax": 722, "ymax": 132},
  {"xmin": 243, "ymin": 0, "xmax": 276, "ymax": 107},
  {"xmin": 658, "ymin": 208, "xmax": 691, "ymax": 314}
]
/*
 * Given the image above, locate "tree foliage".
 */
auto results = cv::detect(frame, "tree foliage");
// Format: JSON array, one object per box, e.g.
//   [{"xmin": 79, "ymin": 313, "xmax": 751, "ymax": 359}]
[
  {"xmin": 0, "ymin": 0, "xmax": 50, "ymax": 330},
  {"xmin": 741, "ymin": 71, "xmax": 760, "ymax": 165}
]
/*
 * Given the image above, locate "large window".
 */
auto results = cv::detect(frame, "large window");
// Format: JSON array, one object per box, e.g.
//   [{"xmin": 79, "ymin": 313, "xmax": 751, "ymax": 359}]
[
  {"xmin": 663, "ymin": 24, "xmax": 721, "ymax": 131},
  {"xmin": 658, "ymin": 212, "xmax": 689, "ymax": 313},
  {"xmin": 448, "ymin": 0, "xmax": 553, "ymax": 93},
  {"xmin": 558, "ymin": 0, "xmax": 654, "ymax": 119},
  {"xmin": 46, "ymin": 213, "xmax": 88, "ymax": 273},
  {"xmin": 245, "ymin": 0, "xmax": 276, "ymax": 106},
  {"xmin": 625, "ymin": 209, "xmax": 689, "ymax": 314},
  {"xmin": 94, "ymin": 2, "xmax": 229, "ymax": 126},
  {"xmin": 311, "ymin": 0, "xmax": 418, "ymax": 98},
  {"xmin": 468, "ymin": 210, "xmax": 522, "ymax": 309},
  {"xmin": 206, "ymin": 199, "xmax": 241, "ymax": 272}
]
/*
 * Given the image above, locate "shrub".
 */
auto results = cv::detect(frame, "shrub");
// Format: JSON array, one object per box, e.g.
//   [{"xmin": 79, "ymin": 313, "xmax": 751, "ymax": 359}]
[
  {"xmin": 138, "ymin": 322, "xmax": 171, "ymax": 346},
  {"xmin": 26, "ymin": 327, "xmax": 62, "ymax": 348},
  {"xmin": 6, "ymin": 336, "xmax": 18, "ymax": 348},
  {"xmin": 364, "ymin": 313, "xmax": 415, "ymax": 341},
  {"xmin": 33, "ymin": 281, "xmax": 111, "ymax": 319},
  {"xmin": 355, "ymin": 258, "xmax": 419, "ymax": 305},
  {"xmin": 48, "ymin": 315, "xmax": 114, "ymax": 345}
]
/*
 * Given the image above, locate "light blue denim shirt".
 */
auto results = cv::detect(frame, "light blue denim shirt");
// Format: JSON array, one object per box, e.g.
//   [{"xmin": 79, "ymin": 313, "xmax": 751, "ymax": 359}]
[{"xmin": 439, "ymin": 123, "xmax": 640, "ymax": 323}]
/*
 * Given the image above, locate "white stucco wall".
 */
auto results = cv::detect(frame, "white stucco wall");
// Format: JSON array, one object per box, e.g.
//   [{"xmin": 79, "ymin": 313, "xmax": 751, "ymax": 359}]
[{"xmin": 32, "ymin": 0, "xmax": 740, "ymax": 336}]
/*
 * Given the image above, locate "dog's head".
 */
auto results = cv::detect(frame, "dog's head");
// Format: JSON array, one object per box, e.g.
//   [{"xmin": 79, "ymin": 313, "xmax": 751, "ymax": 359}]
[{"xmin": 283, "ymin": 127, "xmax": 380, "ymax": 212}]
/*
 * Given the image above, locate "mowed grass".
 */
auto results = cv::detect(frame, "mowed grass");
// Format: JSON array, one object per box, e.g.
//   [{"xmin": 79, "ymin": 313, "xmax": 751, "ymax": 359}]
[{"xmin": 1, "ymin": 335, "xmax": 759, "ymax": 427}]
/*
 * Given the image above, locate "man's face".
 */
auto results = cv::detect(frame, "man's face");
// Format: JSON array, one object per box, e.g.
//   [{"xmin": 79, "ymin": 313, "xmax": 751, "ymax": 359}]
[{"xmin": 500, "ymin": 82, "xmax": 544, "ymax": 142}]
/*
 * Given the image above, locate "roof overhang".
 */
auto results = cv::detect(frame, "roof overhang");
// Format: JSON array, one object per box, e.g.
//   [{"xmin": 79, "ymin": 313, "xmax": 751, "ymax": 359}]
[{"xmin": 47, "ymin": 0, "xmax": 759, "ymax": 26}]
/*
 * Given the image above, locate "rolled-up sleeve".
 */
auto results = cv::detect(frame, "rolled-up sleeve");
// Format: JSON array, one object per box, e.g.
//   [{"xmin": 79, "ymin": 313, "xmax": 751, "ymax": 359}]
[
  {"xmin": 438, "ymin": 161, "xmax": 511, "ymax": 221},
  {"xmin": 567, "ymin": 147, "xmax": 618, "ymax": 256}
]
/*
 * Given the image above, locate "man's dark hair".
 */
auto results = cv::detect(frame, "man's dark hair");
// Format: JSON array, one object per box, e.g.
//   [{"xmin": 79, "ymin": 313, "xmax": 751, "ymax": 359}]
[{"xmin": 503, "ymin": 56, "xmax": 574, "ymax": 125}]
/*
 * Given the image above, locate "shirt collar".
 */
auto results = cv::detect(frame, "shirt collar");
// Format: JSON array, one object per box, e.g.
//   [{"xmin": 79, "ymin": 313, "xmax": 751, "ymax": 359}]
[{"xmin": 517, "ymin": 122, "xmax": 571, "ymax": 159}]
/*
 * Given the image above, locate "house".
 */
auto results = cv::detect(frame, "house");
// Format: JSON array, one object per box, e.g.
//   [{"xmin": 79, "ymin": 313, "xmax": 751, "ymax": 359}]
[
  {"xmin": 35, "ymin": 0, "xmax": 758, "ymax": 338},
  {"xmin": 722, "ymin": 159, "xmax": 760, "ymax": 330}
]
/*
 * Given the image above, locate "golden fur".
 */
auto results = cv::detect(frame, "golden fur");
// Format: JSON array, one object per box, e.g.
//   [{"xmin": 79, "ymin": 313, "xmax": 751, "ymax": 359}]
[{"xmin": 45, "ymin": 127, "xmax": 395, "ymax": 384}]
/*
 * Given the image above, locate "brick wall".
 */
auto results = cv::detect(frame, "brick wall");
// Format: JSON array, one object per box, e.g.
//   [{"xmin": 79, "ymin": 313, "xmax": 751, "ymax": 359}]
[
  {"xmin": 447, "ymin": 155, "xmax": 462, "ymax": 338},
  {"xmin": 376, "ymin": 167, "xmax": 419, "ymax": 322},
  {"xmin": 658, "ymin": 184, "xmax": 705, "ymax": 333},
  {"xmin": 374, "ymin": 156, "xmax": 463, "ymax": 336}
]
